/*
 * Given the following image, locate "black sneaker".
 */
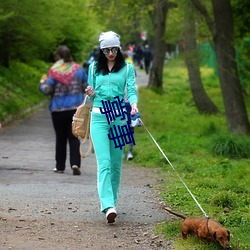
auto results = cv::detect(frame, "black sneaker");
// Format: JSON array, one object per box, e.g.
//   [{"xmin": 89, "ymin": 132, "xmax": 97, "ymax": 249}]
[
  {"xmin": 72, "ymin": 165, "xmax": 81, "ymax": 175},
  {"xmin": 53, "ymin": 168, "xmax": 64, "ymax": 173}
]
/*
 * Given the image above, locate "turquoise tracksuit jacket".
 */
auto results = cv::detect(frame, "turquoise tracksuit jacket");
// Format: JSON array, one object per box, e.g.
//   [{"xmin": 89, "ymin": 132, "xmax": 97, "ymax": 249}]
[{"xmin": 87, "ymin": 62, "xmax": 138, "ymax": 108}]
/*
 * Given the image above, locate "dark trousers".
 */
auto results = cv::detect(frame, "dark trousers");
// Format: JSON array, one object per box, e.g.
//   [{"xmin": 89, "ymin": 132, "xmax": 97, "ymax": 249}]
[
  {"xmin": 51, "ymin": 110, "xmax": 80, "ymax": 171},
  {"xmin": 144, "ymin": 59, "xmax": 151, "ymax": 74}
]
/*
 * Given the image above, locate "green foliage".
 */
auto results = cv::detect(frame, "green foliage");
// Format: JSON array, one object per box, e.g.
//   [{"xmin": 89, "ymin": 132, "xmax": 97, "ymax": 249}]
[
  {"xmin": 92, "ymin": 0, "xmax": 156, "ymax": 46},
  {"xmin": 132, "ymin": 58, "xmax": 250, "ymax": 249},
  {"xmin": 0, "ymin": 0, "xmax": 100, "ymax": 66},
  {"xmin": 165, "ymin": 3, "xmax": 184, "ymax": 44},
  {"xmin": 0, "ymin": 60, "xmax": 49, "ymax": 122},
  {"xmin": 236, "ymin": 37, "xmax": 250, "ymax": 95},
  {"xmin": 232, "ymin": 0, "xmax": 250, "ymax": 39},
  {"xmin": 210, "ymin": 135, "xmax": 250, "ymax": 159},
  {"xmin": 165, "ymin": 0, "xmax": 213, "ymax": 45}
]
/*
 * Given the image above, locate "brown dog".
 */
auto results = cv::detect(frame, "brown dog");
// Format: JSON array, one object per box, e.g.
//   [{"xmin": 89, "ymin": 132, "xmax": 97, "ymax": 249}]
[{"xmin": 163, "ymin": 207, "xmax": 231, "ymax": 249}]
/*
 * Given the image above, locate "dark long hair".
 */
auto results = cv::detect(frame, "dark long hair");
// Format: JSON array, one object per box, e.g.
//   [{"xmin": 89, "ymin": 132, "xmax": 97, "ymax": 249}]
[
  {"xmin": 54, "ymin": 45, "xmax": 73, "ymax": 63},
  {"xmin": 95, "ymin": 48, "xmax": 126, "ymax": 75}
]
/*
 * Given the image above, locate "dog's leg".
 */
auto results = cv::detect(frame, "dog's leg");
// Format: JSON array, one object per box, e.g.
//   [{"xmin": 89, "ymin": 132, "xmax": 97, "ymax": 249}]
[{"xmin": 181, "ymin": 231, "xmax": 188, "ymax": 239}]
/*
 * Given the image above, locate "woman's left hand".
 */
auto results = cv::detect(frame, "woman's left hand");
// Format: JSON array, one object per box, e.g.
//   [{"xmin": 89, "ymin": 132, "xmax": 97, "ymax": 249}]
[{"xmin": 131, "ymin": 103, "xmax": 138, "ymax": 116}]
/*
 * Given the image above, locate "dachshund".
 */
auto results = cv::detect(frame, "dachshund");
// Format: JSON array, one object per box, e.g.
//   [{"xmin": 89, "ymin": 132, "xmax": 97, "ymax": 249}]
[{"xmin": 162, "ymin": 206, "xmax": 231, "ymax": 249}]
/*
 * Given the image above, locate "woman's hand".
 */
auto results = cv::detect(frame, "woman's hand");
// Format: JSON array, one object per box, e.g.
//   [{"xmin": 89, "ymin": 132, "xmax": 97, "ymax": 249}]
[
  {"xmin": 131, "ymin": 103, "xmax": 138, "ymax": 116},
  {"xmin": 40, "ymin": 74, "xmax": 47, "ymax": 83},
  {"xmin": 85, "ymin": 86, "xmax": 96, "ymax": 97}
]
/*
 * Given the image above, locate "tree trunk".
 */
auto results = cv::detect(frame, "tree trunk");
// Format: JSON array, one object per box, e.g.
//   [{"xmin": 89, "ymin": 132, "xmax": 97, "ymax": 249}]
[
  {"xmin": 147, "ymin": 0, "xmax": 169, "ymax": 89},
  {"xmin": 184, "ymin": 4, "xmax": 218, "ymax": 114},
  {"xmin": 191, "ymin": 0, "xmax": 250, "ymax": 134},
  {"xmin": 212, "ymin": 0, "xmax": 250, "ymax": 134}
]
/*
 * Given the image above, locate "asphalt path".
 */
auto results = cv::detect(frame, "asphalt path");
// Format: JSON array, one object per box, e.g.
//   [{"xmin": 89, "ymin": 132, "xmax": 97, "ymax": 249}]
[{"xmin": 0, "ymin": 69, "xmax": 172, "ymax": 249}]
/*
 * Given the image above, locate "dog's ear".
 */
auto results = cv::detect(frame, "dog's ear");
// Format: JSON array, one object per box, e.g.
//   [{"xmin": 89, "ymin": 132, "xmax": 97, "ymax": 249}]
[
  {"xmin": 213, "ymin": 231, "xmax": 217, "ymax": 240},
  {"xmin": 227, "ymin": 230, "xmax": 230, "ymax": 240}
]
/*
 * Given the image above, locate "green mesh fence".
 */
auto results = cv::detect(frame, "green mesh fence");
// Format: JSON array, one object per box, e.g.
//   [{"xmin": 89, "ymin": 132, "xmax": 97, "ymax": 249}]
[
  {"xmin": 198, "ymin": 41, "xmax": 217, "ymax": 75},
  {"xmin": 198, "ymin": 40, "xmax": 250, "ymax": 94}
]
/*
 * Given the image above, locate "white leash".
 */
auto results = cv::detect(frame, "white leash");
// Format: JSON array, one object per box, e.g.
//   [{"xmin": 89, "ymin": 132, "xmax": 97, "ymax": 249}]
[{"xmin": 139, "ymin": 118, "xmax": 209, "ymax": 218}]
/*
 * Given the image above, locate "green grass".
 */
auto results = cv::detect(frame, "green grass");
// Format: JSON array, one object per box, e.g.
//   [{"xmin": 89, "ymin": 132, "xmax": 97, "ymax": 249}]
[
  {"xmin": 132, "ymin": 59, "xmax": 250, "ymax": 250},
  {"xmin": 0, "ymin": 60, "xmax": 50, "ymax": 123}
]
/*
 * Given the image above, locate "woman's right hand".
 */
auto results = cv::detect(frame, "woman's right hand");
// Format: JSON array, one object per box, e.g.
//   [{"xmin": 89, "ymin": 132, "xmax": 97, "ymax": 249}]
[
  {"xmin": 85, "ymin": 86, "xmax": 95, "ymax": 97},
  {"xmin": 40, "ymin": 74, "xmax": 47, "ymax": 83}
]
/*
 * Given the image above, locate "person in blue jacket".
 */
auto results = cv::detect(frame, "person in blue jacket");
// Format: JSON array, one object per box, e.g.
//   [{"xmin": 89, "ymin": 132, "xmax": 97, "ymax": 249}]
[
  {"xmin": 85, "ymin": 31, "xmax": 139, "ymax": 223},
  {"xmin": 39, "ymin": 45, "xmax": 88, "ymax": 176}
]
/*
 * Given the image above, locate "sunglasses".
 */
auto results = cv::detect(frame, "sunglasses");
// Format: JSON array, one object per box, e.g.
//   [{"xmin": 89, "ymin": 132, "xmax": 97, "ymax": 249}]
[{"xmin": 102, "ymin": 47, "xmax": 119, "ymax": 55}]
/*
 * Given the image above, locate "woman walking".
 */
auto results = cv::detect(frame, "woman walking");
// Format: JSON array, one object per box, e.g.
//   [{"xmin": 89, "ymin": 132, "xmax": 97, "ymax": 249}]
[
  {"xmin": 39, "ymin": 45, "xmax": 88, "ymax": 175},
  {"xmin": 85, "ymin": 31, "xmax": 138, "ymax": 223}
]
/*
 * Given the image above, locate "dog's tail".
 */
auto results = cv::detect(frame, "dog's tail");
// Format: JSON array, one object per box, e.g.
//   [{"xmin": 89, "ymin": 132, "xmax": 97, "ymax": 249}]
[{"xmin": 162, "ymin": 206, "xmax": 187, "ymax": 220}]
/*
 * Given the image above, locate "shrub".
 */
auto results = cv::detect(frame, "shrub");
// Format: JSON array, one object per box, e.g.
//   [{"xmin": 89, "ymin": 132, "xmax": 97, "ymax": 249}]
[{"xmin": 210, "ymin": 135, "xmax": 250, "ymax": 159}]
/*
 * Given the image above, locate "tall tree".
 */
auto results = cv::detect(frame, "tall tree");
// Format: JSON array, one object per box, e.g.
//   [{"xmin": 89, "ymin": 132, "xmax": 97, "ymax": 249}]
[
  {"xmin": 184, "ymin": 1, "xmax": 218, "ymax": 114},
  {"xmin": 191, "ymin": 0, "xmax": 250, "ymax": 134},
  {"xmin": 148, "ymin": 0, "xmax": 176, "ymax": 89}
]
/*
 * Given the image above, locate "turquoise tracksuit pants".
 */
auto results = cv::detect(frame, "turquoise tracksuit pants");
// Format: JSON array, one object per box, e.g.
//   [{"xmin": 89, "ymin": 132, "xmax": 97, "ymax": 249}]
[{"xmin": 90, "ymin": 110, "xmax": 128, "ymax": 212}]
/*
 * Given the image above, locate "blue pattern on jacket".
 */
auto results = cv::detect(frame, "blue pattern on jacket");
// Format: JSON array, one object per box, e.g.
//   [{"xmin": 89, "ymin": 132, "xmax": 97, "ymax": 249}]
[{"xmin": 39, "ymin": 67, "xmax": 88, "ymax": 112}]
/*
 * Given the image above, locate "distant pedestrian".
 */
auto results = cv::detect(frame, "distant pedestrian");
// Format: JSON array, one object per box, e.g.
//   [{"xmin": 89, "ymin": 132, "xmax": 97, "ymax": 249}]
[
  {"xmin": 143, "ymin": 44, "xmax": 152, "ymax": 74},
  {"xmin": 86, "ymin": 46, "xmax": 99, "ymax": 71},
  {"xmin": 39, "ymin": 45, "xmax": 88, "ymax": 175},
  {"xmin": 134, "ymin": 45, "xmax": 144, "ymax": 69}
]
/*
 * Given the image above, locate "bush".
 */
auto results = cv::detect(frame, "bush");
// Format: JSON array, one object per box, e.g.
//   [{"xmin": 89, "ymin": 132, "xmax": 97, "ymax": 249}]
[
  {"xmin": 210, "ymin": 135, "xmax": 250, "ymax": 159},
  {"xmin": 0, "ymin": 60, "xmax": 49, "ymax": 123}
]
